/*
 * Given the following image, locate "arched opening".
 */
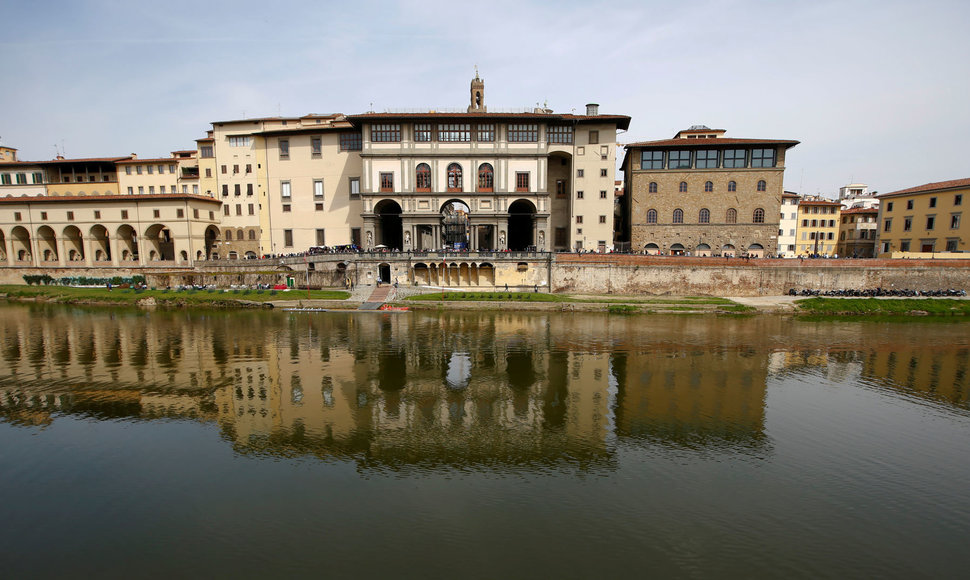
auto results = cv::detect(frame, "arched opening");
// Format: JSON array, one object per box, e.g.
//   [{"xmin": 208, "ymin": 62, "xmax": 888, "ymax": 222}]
[
  {"xmin": 477, "ymin": 163, "xmax": 493, "ymax": 192},
  {"xmin": 0, "ymin": 230, "xmax": 6, "ymax": 262},
  {"xmin": 144, "ymin": 224, "xmax": 174, "ymax": 261},
  {"xmin": 90, "ymin": 225, "xmax": 110, "ymax": 263},
  {"xmin": 747, "ymin": 243, "xmax": 765, "ymax": 258},
  {"xmin": 374, "ymin": 199, "xmax": 403, "ymax": 250},
  {"xmin": 244, "ymin": 251, "xmax": 257, "ymax": 259},
  {"xmin": 644, "ymin": 242, "xmax": 660, "ymax": 255},
  {"xmin": 478, "ymin": 262, "xmax": 495, "ymax": 286},
  {"xmin": 695, "ymin": 243, "xmax": 712, "ymax": 257},
  {"xmin": 204, "ymin": 225, "xmax": 220, "ymax": 260},
  {"xmin": 507, "ymin": 199, "xmax": 536, "ymax": 251},
  {"xmin": 722, "ymin": 244, "xmax": 737, "ymax": 257},
  {"xmin": 10, "ymin": 226, "xmax": 31, "ymax": 262},
  {"xmin": 180, "ymin": 250, "xmax": 189, "ymax": 262},
  {"xmin": 669, "ymin": 243, "xmax": 685, "ymax": 256},
  {"xmin": 37, "ymin": 226, "xmax": 57, "ymax": 263},
  {"xmin": 413, "ymin": 262, "xmax": 430, "ymax": 285},
  {"xmin": 441, "ymin": 200, "xmax": 469, "ymax": 250},
  {"xmin": 63, "ymin": 226, "xmax": 84, "ymax": 262},
  {"xmin": 415, "ymin": 163, "xmax": 431, "ymax": 192},
  {"xmin": 447, "ymin": 163, "xmax": 462, "ymax": 192},
  {"xmin": 117, "ymin": 225, "xmax": 139, "ymax": 263},
  {"xmin": 378, "ymin": 263, "xmax": 391, "ymax": 285}
]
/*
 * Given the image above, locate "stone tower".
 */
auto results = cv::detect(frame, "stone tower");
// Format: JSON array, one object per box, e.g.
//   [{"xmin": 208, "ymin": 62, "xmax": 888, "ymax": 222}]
[{"xmin": 468, "ymin": 70, "xmax": 486, "ymax": 113}]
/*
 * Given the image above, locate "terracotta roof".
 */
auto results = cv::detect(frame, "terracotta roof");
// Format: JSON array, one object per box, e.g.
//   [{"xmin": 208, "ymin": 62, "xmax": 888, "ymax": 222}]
[
  {"xmin": 624, "ymin": 137, "xmax": 799, "ymax": 148},
  {"xmin": 116, "ymin": 158, "xmax": 176, "ymax": 164},
  {"xmin": 0, "ymin": 193, "xmax": 221, "ymax": 204},
  {"xmin": 800, "ymin": 199, "xmax": 841, "ymax": 206},
  {"xmin": 346, "ymin": 111, "xmax": 631, "ymax": 130},
  {"xmin": 841, "ymin": 207, "xmax": 878, "ymax": 214},
  {"xmin": 878, "ymin": 177, "xmax": 970, "ymax": 198},
  {"xmin": 37, "ymin": 157, "xmax": 131, "ymax": 164}
]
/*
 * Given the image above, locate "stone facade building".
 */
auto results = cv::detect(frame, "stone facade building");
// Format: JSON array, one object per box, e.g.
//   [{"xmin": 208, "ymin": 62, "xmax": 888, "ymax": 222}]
[
  {"xmin": 622, "ymin": 126, "xmax": 798, "ymax": 257},
  {"xmin": 837, "ymin": 206, "xmax": 879, "ymax": 258}
]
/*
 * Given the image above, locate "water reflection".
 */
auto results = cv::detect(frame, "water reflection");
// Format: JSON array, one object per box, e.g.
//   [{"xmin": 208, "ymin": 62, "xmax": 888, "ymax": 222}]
[{"xmin": 1, "ymin": 305, "xmax": 968, "ymax": 470}]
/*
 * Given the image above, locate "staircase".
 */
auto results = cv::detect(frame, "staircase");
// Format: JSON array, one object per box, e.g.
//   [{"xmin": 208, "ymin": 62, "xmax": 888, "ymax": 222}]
[{"xmin": 359, "ymin": 285, "xmax": 392, "ymax": 310}]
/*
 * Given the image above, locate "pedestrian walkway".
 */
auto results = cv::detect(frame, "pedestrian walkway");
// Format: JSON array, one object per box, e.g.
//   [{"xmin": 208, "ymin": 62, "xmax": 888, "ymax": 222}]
[{"xmin": 359, "ymin": 285, "xmax": 393, "ymax": 310}]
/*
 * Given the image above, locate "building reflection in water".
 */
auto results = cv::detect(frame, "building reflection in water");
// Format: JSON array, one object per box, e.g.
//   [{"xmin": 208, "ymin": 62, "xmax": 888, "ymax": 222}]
[{"xmin": 2, "ymin": 305, "xmax": 968, "ymax": 470}]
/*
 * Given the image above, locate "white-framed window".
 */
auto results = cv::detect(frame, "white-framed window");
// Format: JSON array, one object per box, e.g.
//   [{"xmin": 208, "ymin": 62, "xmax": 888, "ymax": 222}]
[
  {"xmin": 281, "ymin": 181, "xmax": 291, "ymax": 198},
  {"xmin": 314, "ymin": 179, "xmax": 324, "ymax": 200}
]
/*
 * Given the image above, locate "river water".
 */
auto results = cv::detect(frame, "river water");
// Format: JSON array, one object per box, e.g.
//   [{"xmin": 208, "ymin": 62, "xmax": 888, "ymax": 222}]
[{"xmin": 1, "ymin": 304, "xmax": 969, "ymax": 578}]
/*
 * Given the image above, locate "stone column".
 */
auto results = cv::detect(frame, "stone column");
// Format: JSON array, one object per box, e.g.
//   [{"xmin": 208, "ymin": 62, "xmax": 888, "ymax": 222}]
[
  {"xmin": 57, "ymin": 237, "xmax": 67, "ymax": 267},
  {"xmin": 82, "ymin": 236, "xmax": 94, "ymax": 266},
  {"xmin": 109, "ymin": 235, "xmax": 120, "ymax": 267}
]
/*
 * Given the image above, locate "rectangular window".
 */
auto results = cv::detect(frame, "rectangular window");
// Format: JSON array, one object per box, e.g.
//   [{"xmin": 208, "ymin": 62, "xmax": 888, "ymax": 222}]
[
  {"xmin": 205, "ymin": 168, "xmax": 212, "ymax": 178},
  {"xmin": 158, "ymin": 165, "xmax": 165, "ymax": 174},
  {"xmin": 556, "ymin": 180, "xmax": 566, "ymax": 198},
  {"xmin": 94, "ymin": 210, "xmax": 101, "ymax": 219},
  {"xmin": 245, "ymin": 164, "xmax": 252, "ymax": 174},
  {"xmin": 127, "ymin": 187, "xmax": 134, "ymax": 195},
  {"xmin": 138, "ymin": 186, "xmax": 145, "ymax": 195},
  {"xmin": 668, "ymin": 150, "xmax": 691, "ymax": 169},
  {"xmin": 222, "ymin": 185, "xmax": 228, "ymax": 196},
  {"xmin": 952, "ymin": 214, "xmax": 961, "ymax": 229},
  {"xmin": 153, "ymin": 209, "xmax": 160, "ymax": 218},
  {"xmin": 929, "ymin": 197, "xmax": 937, "ymax": 208},
  {"xmin": 125, "ymin": 166, "xmax": 132, "ymax": 175},
  {"xmin": 577, "ymin": 190, "xmax": 584, "ymax": 199},
  {"xmin": 600, "ymin": 190, "xmax": 607, "ymax": 199},
  {"xmin": 349, "ymin": 177, "xmax": 361, "ymax": 198},
  {"xmin": 14, "ymin": 211, "xmax": 21, "ymax": 221},
  {"xmin": 547, "ymin": 125, "xmax": 573, "ymax": 144},
  {"xmin": 176, "ymin": 208, "xmax": 184, "ymax": 218},
  {"xmin": 223, "ymin": 205, "xmax": 230, "ymax": 216},
  {"xmin": 904, "ymin": 217, "xmax": 912, "ymax": 231},
  {"xmin": 751, "ymin": 148, "xmax": 776, "ymax": 168},
  {"xmin": 946, "ymin": 239, "xmax": 958, "ymax": 251},
  {"xmin": 0, "ymin": 174, "xmax": 10, "ymax": 185},
  {"xmin": 200, "ymin": 146, "xmax": 213, "ymax": 158},
  {"xmin": 414, "ymin": 123, "xmax": 433, "ymax": 142},
  {"xmin": 228, "ymin": 136, "xmax": 251, "ymax": 147},
  {"xmin": 371, "ymin": 124, "xmax": 401, "ymax": 143},
  {"xmin": 695, "ymin": 150, "xmax": 719, "ymax": 169},
  {"xmin": 221, "ymin": 165, "xmax": 227, "ymax": 174},
  {"xmin": 247, "ymin": 184, "xmax": 253, "ymax": 196},
  {"xmin": 315, "ymin": 203, "xmax": 323, "ymax": 211},
  {"xmin": 136, "ymin": 165, "xmax": 143, "ymax": 175},
  {"xmin": 508, "ymin": 124, "xmax": 538, "ymax": 142},
  {"xmin": 339, "ymin": 132, "xmax": 362, "ymax": 150},
  {"xmin": 169, "ymin": 164, "xmax": 176, "ymax": 174},
  {"xmin": 193, "ymin": 209, "xmax": 199, "ymax": 218},
  {"xmin": 66, "ymin": 211, "xmax": 74, "ymax": 221},
  {"xmin": 281, "ymin": 181, "xmax": 291, "ymax": 198},
  {"xmin": 147, "ymin": 165, "xmax": 153, "ymax": 174},
  {"xmin": 955, "ymin": 194, "xmax": 963, "ymax": 206},
  {"xmin": 515, "ymin": 172, "xmax": 530, "ymax": 192},
  {"xmin": 380, "ymin": 172, "xmax": 393, "ymax": 192},
  {"xmin": 600, "ymin": 168, "xmax": 608, "ymax": 177},
  {"xmin": 314, "ymin": 179, "xmax": 324, "ymax": 199},
  {"xmin": 926, "ymin": 216, "xmax": 935, "ymax": 230},
  {"xmin": 886, "ymin": 201, "xmax": 893, "ymax": 212},
  {"xmin": 311, "ymin": 137, "xmax": 322, "ymax": 156},
  {"xmin": 477, "ymin": 124, "xmax": 495, "ymax": 142},
  {"xmin": 149, "ymin": 186, "xmax": 155, "ymax": 194},
  {"xmin": 233, "ymin": 164, "xmax": 239, "ymax": 174},
  {"xmin": 599, "ymin": 215, "xmax": 607, "ymax": 224},
  {"xmin": 884, "ymin": 218, "xmax": 892, "ymax": 232},
  {"xmin": 555, "ymin": 227, "xmax": 567, "ymax": 246},
  {"xmin": 234, "ymin": 184, "xmax": 241, "ymax": 196},
  {"xmin": 316, "ymin": 229, "xmax": 326, "ymax": 246},
  {"xmin": 722, "ymin": 149, "xmax": 747, "ymax": 168},
  {"xmin": 235, "ymin": 204, "xmax": 242, "ymax": 216},
  {"xmin": 284, "ymin": 229, "xmax": 293, "ymax": 247},
  {"xmin": 588, "ymin": 130, "xmax": 599, "ymax": 144},
  {"xmin": 351, "ymin": 227, "xmax": 361, "ymax": 246},
  {"xmin": 576, "ymin": 215, "xmax": 583, "ymax": 224},
  {"xmin": 209, "ymin": 211, "xmax": 214, "ymax": 220},
  {"xmin": 121, "ymin": 210, "xmax": 129, "ymax": 219},
  {"xmin": 279, "ymin": 139, "xmax": 289, "ymax": 159},
  {"xmin": 437, "ymin": 124, "xmax": 470, "ymax": 142},
  {"xmin": 577, "ymin": 169, "xmax": 585, "ymax": 178},
  {"xmin": 248, "ymin": 204, "xmax": 254, "ymax": 215},
  {"xmin": 907, "ymin": 200, "xmax": 914, "ymax": 210},
  {"xmin": 282, "ymin": 204, "xmax": 291, "ymax": 212}
]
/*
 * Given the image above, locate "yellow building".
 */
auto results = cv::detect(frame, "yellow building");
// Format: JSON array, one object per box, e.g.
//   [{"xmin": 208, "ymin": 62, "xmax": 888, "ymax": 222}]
[
  {"xmin": 41, "ymin": 156, "xmax": 127, "ymax": 197},
  {"xmin": 794, "ymin": 197, "xmax": 841, "ymax": 257},
  {"xmin": 877, "ymin": 178, "xmax": 970, "ymax": 256}
]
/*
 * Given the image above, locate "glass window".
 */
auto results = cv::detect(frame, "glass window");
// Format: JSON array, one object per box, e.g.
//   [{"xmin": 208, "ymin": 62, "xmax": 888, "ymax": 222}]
[
  {"xmin": 753, "ymin": 208, "xmax": 765, "ymax": 223},
  {"xmin": 229, "ymin": 136, "xmax": 251, "ymax": 147},
  {"xmin": 516, "ymin": 172, "xmax": 530, "ymax": 191},
  {"xmin": 955, "ymin": 194, "xmax": 963, "ymax": 206},
  {"xmin": 311, "ymin": 137, "xmax": 322, "ymax": 156},
  {"xmin": 930, "ymin": 197, "xmax": 937, "ymax": 208},
  {"xmin": 371, "ymin": 124, "xmax": 401, "ymax": 142},
  {"xmin": 349, "ymin": 177, "xmax": 360, "ymax": 198},
  {"xmin": 508, "ymin": 124, "xmax": 538, "ymax": 142},
  {"xmin": 547, "ymin": 125, "xmax": 573, "ymax": 144},
  {"xmin": 726, "ymin": 208, "xmax": 737, "ymax": 223},
  {"xmin": 951, "ymin": 214, "xmax": 961, "ymax": 229},
  {"xmin": 340, "ymin": 132, "xmax": 362, "ymax": 150},
  {"xmin": 679, "ymin": 182, "xmax": 687, "ymax": 193},
  {"xmin": 695, "ymin": 150, "xmax": 718, "ymax": 169},
  {"xmin": 907, "ymin": 200, "xmax": 914, "ymax": 210},
  {"xmin": 414, "ymin": 124, "xmax": 433, "ymax": 142},
  {"xmin": 699, "ymin": 208, "xmax": 710, "ymax": 223},
  {"xmin": 640, "ymin": 151, "xmax": 663, "ymax": 170},
  {"xmin": 314, "ymin": 179, "xmax": 324, "ymax": 199},
  {"xmin": 438, "ymin": 124, "xmax": 470, "ymax": 142},
  {"xmin": 200, "ymin": 146, "xmax": 213, "ymax": 158},
  {"xmin": 646, "ymin": 209, "xmax": 657, "ymax": 224},
  {"xmin": 723, "ymin": 149, "xmax": 746, "ymax": 168},
  {"xmin": 668, "ymin": 150, "xmax": 691, "ymax": 169},
  {"xmin": 926, "ymin": 216, "xmax": 935, "ymax": 230},
  {"xmin": 380, "ymin": 172, "xmax": 394, "ymax": 191},
  {"xmin": 704, "ymin": 181, "xmax": 713, "ymax": 192},
  {"xmin": 416, "ymin": 163, "xmax": 431, "ymax": 191},
  {"xmin": 478, "ymin": 164, "xmax": 493, "ymax": 191},
  {"xmin": 672, "ymin": 208, "xmax": 684, "ymax": 224},
  {"xmin": 476, "ymin": 124, "xmax": 495, "ymax": 142},
  {"xmin": 648, "ymin": 182, "xmax": 657, "ymax": 193},
  {"xmin": 447, "ymin": 163, "xmax": 463, "ymax": 191},
  {"xmin": 757, "ymin": 180, "xmax": 767, "ymax": 192},
  {"xmin": 728, "ymin": 181, "xmax": 737, "ymax": 192},
  {"xmin": 588, "ymin": 130, "xmax": 599, "ymax": 144},
  {"xmin": 281, "ymin": 181, "xmax": 291, "ymax": 198},
  {"xmin": 751, "ymin": 148, "xmax": 776, "ymax": 167}
]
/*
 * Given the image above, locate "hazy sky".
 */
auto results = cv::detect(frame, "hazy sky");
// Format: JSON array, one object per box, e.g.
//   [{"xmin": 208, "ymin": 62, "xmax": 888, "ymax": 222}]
[{"xmin": 2, "ymin": 0, "xmax": 967, "ymax": 196}]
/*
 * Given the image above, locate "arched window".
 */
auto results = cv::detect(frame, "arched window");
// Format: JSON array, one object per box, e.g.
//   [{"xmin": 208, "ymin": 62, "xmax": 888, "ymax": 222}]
[
  {"xmin": 248, "ymin": 229, "xmax": 256, "ymax": 240},
  {"xmin": 726, "ymin": 208, "xmax": 737, "ymax": 224},
  {"xmin": 728, "ymin": 181, "xmax": 737, "ymax": 192},
  {"xmin": 478, "ymin": 163, "xmax": 493, "ymax": 191},
  {"xmin": 648, "ymin": 182, "xmax": 658, "ymax": 193},
  {"xmin": 416, "ymin": 163, "xmax": 431, "ymax": 191},
  {"xmin": 704, "ymin": 181, "xmax": 713, "ymax": 192},
  {"xmin": 673, "ymin": 208, "xmax": 684, "ymax": 224},
  {"xmin": 699, "ymin": 208, "xmax": 710, "ymax": 223},
  {"xmin": 646, "ymin": 209, "xmax": 658, "ymax": 224},
  {"xmin": 757, "ymin": 180, "xmax": 766, "ymax": 192},
  {"xmin": 679, "ymin": 181, "xmax": 688, "ymax": 193},
  {"xmin": 224, "ymin": 231, "xmax": 232, "ymax": 241},
  {"xmin": 447, "ymin": 163, "xmax": 462, "ymax": 192},
  {"xmin": 753, "ymin": 208, "xmax": 765, "ymax": 223}
]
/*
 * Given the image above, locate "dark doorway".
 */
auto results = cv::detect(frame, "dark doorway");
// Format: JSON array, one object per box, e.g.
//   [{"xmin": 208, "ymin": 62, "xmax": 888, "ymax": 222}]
[
  {"xmin": 507, "ymin": 200, "xmax": 536, "ymax": 251},
  {"xmin": 375, "ymin": 200, "xmax": 403, "ymax": 250},
  {"xmin": 379, "ymin": 263, "xmax": 391, "ymax": 284}
]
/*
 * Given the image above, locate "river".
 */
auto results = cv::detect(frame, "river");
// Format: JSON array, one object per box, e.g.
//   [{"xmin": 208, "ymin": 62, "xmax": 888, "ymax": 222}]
[{"xmin": 1, "ymin": 304, "xmax": 969, "ymax": 578}]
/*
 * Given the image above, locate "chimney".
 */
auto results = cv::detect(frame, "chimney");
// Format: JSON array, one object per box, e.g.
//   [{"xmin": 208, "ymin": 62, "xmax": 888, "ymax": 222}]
[
  {"xmin": 586, "ymin": 103, "xmax": 599, "ymax": 116},
  {"xmin": 130, "ymin": 153, "xmax": 137, "ymax": 159}
]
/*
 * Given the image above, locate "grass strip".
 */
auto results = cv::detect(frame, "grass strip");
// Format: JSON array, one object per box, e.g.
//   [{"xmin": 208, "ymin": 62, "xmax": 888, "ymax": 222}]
[{"xmin": 795, "ymin": 297, "xmax": 970, "ymax": 316}]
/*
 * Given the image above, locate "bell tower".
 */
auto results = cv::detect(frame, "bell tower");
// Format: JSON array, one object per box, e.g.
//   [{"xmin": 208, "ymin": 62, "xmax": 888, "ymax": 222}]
[{"xmin": 468, "ymin": 68, "xmax": 486, "ymax": 113}]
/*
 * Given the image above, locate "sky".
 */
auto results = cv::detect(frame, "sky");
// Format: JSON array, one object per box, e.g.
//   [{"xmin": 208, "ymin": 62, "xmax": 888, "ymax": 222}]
[{"xmin": 1, "ymin": 0, "xmax": 968, "ymax": 196}]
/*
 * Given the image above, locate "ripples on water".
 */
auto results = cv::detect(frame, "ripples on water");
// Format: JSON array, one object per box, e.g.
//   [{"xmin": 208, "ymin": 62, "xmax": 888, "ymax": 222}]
[{"xmin": 1, "ymin": 304, "xmax": 969, "ymax": 578}]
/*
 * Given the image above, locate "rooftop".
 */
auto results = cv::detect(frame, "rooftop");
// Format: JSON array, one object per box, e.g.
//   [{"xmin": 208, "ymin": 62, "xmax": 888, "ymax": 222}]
[{"xmin": 879, "ymin": 177, "xmax": 970, "ymax": 198}]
